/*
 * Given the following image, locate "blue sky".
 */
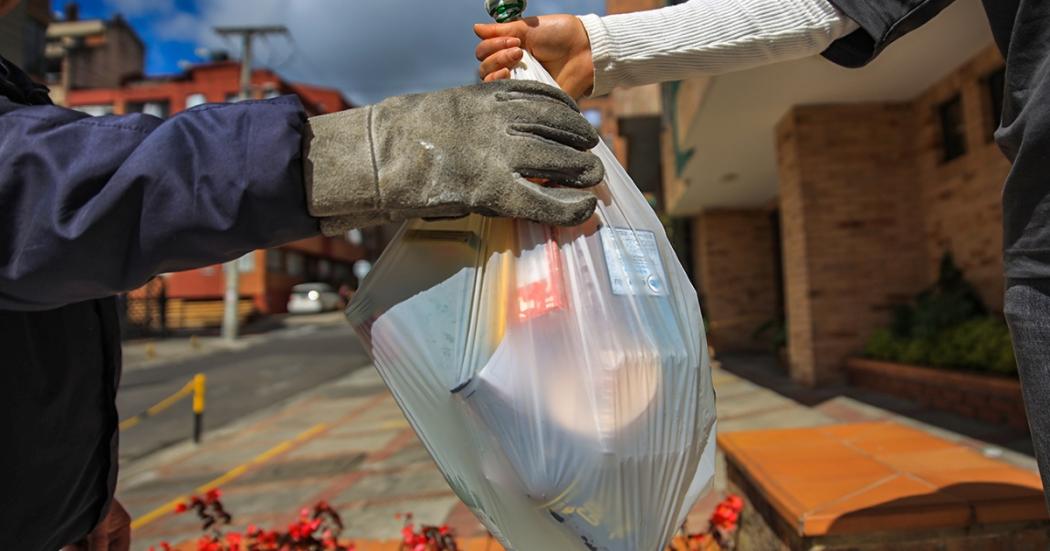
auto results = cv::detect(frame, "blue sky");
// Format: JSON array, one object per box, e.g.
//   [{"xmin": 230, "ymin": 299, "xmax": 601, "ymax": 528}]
[{"xmin": 57, "ymin": 0, "xmax": 605, "ymax": 104}]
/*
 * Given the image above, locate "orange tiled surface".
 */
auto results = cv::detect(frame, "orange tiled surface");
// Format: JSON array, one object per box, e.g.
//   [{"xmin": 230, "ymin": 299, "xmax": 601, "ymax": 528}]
[{"xmin": 718, "ymin": 421, "xmax": 1047, "ymax": 537}]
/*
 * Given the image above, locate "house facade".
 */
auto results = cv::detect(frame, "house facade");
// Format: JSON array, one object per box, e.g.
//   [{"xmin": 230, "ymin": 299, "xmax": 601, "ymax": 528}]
[
  {"xmin": 653, "ymin": 0, "xmax": 1008, "ymax": 386},
  {"xmin": 44, "ymin": 4, "xmax": 145, "ymax": 105},
  {"xmin": 599, "ymin": 0, "xmax": 1008, "ymax": 386}
]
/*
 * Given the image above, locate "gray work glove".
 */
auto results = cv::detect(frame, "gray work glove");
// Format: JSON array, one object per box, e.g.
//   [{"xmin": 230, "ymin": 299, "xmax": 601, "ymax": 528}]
[{"xmin": 303, "ymin": 80, "xmax": 604, "ymax": 236}]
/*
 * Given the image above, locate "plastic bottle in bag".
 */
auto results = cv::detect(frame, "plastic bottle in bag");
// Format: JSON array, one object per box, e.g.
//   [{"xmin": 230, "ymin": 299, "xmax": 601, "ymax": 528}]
[{"xmin": 346, "ymin": 4, "xmax": 716, "ymax": 548}]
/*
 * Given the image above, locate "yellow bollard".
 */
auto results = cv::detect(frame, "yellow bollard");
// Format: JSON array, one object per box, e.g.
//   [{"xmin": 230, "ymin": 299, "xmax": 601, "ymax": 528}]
[
  {"xmin": 192, "ymin": 374, "xmax": 206, "ymax": 443},
  {"xmin": 146, "ymin": 342, "xmax": 157, "ymax": 359}
]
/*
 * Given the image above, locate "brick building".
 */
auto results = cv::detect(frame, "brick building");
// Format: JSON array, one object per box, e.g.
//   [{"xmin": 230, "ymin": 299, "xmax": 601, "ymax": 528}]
[
  {"xmin": 65, "ymin": 62, "xmax": 369, "ymax": 327},
  {"xmin": 43, "ymin": 4, "xmax": 145, "ymax": 106},
  {"xmin": 658, "ymin": 0, "xmax": 1008, "ymax": 386}
]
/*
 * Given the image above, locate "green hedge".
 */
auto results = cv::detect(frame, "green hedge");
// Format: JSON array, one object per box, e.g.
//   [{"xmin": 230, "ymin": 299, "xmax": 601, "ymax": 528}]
[
  {"xmin": 863, "ymin": 318, "xmax": 1016, "ymax": 375},
  {"xmin": 862, "ymin": 253, "xmax": 1016, "ymax": 376}
]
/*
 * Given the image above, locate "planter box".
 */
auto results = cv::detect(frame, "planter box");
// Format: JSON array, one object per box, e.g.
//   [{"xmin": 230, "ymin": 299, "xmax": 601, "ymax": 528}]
[
  {"xmin": 845, "ymin": 358, "xmax": 1027, "ymax": 429},
  {"xmin": 720, "ymin": 422, "xmax": 1049, "ymax": 550}
]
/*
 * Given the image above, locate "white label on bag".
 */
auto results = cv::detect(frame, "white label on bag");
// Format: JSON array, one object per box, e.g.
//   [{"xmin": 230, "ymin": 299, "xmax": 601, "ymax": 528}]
[{"xmin": 600, "ymin": 227, "xmax": 669, "ymax": 297}]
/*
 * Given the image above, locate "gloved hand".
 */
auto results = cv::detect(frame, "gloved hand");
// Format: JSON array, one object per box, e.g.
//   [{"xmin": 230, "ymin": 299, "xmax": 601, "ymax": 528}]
[{"xmin": 303, "ymin": 80, "xmax": 604, "ymax": 235}]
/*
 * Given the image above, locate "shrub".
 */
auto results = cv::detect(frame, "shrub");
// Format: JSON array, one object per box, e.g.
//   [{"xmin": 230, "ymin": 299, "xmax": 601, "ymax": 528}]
[
  {"xmin": 866, "ymin": 317, "xmax": 1016, "ymax": 375},
  {"xmin": 940, "ymin": 316, "xmax": 1012, "ymax": 373},
  {"xmin": 862, "ymin": 253, "xmax": 1016, "ymax": 375},
  {"xmin": 863, "ymin": 329, "xmax": 904, "ymax": 361},
  {"xmin": 908, "ymin": 253, "xmax": 986, "ymax": 339},
  {"xmin": 898, "ymin": 337, "xmax": 935, "ymax": 366}
]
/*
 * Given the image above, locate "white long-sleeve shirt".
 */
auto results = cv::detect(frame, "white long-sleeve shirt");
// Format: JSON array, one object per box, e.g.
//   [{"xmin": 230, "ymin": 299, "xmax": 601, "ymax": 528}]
[{"xmin": 578, "ymin": 0, "xmax": 859, "ymax": 96}]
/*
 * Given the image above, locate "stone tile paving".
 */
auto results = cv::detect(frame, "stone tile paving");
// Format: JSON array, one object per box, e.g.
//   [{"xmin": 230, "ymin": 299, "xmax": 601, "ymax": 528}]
[{"xmin": 123, "ymin": 353, "xmax": 1036, "ymax": 550}]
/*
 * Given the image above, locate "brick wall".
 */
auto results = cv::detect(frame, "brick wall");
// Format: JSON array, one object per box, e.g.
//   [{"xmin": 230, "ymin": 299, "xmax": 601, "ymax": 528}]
[
  {"xmin": 913, "ymin": 45, "xmax": 1008, "ymax": 312},
  {"xmin": 776, "ymin": 104, "xmax": 928, "ymax": 386},
  {"xmin": 773, "ymin": 48, "xmax": 1011, "ymax": 385},
  {"xmin": 693, "ymin": 210, "xmax": 779, "ymax": 352},
  {"xmin": 846, "ymin": 358, "xmax": 1027, "ymax": 429}
]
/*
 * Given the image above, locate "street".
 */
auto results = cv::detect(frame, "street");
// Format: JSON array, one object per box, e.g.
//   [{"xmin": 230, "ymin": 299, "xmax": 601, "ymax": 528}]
[{"xmin": 117, "ymin": 315, "xmax": 371, "ymax": 462}]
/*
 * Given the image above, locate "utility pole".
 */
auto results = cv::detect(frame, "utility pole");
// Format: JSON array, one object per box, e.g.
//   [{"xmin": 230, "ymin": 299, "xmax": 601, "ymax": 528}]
[{"xmin": 213, "ymin": 25, "xmax": 288, "ymax": 342}]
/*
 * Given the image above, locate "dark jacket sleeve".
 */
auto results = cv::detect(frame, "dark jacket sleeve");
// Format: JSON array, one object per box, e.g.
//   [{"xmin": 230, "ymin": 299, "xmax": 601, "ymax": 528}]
[
  {"xmin": 0, "ymin": 96, "xmax": 320, "ymax": 310},
  {"xmin": 822, "ymin": 0, "xmax": 956, "ymax": 67}
]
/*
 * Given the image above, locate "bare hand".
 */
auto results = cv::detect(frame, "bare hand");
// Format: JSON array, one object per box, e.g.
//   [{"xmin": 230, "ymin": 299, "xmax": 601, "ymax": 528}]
[
  {"xmin": 474, "ymin": 15, "xmax": 595, "ymax": 100},
  {"xmin": 62, "ymin": 500, "xmax": 131, "ymax": 551}
]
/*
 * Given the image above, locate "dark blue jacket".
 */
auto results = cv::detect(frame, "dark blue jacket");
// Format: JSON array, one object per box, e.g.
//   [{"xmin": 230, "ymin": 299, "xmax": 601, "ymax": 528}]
[{"xmin": 0, "ymin": 56, "xmax": 319, "ymax": 549}]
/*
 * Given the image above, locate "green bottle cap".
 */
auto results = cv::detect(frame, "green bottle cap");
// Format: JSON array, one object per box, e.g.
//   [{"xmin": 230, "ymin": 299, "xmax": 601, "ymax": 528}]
[{"xmin": 485, "ymin": 0, "xmax": 527, "ymax": 22}]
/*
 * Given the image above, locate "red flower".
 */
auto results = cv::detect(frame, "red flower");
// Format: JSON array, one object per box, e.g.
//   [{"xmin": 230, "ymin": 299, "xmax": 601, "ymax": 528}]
[
  {"xmin": 725, "ymin": 494, "xmax": 744, "ymax": 511},
  {"xmin": 709, "ymin": 504, "xmax": 740, "ymax": 531},
  {"xmin": 256, "ymin": 530, "xmax": 278, "ymax": 545},
  {"xmin": 174, "ymin": 502, "xmax": 189, "ymax": 514},
  {"xmin": 196, "ymin": 535, "xmax": 222, "ymax": 551}
]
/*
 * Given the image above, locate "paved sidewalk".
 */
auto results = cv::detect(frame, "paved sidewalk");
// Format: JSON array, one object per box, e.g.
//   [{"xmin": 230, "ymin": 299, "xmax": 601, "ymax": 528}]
[{"xmin": 122, "ymin": 354, "xmax": 1036, "ymax": 550}]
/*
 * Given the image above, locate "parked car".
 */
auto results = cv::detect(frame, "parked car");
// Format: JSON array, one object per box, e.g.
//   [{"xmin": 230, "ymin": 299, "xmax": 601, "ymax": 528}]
[{"xmin": 287, "ymin": 283, "xmax": 342, "ymax": 314}]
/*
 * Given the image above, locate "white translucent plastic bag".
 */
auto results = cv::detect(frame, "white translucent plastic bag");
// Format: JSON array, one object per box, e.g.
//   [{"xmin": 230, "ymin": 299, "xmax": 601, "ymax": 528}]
[{"xmin": 347, "ymin": 52, "xmax": 716, "ymax": 550}]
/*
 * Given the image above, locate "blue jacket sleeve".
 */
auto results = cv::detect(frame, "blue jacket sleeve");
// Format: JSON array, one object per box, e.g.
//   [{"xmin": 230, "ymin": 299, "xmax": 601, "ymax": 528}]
[{"xmin": 0, "ymin": 95, "xmax": 321, "ymax": 310}]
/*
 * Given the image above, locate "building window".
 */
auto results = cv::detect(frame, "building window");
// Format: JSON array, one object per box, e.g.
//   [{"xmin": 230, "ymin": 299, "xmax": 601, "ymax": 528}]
[
  {"xmin": 237, "ymin": 252, "xmax": 255, "ymax": 273},
  {"xmin": 286, "ymin": 251, "xmax": 304, "ymax": 278},
  {"xmin": 983, "ymin": 66, "xmax": 1006, "ymax": 141},
  {"xmin": 266, "ymin": 249, "xmax": 284, "ymax": 273},
  {"xmin": 938, "ymin": 94, "xmax": 967, "ymax": 163},
  {"xmin": 74, "ymin": 104, "xmax": 115, "ymax": 117},
  {"xmin": 127, "ymin": 100, "xmax": 170, "ymax": 118},
  {"xmin": 186, "ymin": 93, "xmax": 207, "ymax": 109}
]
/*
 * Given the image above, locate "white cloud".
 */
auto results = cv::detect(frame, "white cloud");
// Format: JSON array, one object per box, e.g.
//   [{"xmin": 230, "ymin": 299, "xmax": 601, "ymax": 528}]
[{"xmin": 153, "ymin": 11, "xmax": 207, "ymax": 41}]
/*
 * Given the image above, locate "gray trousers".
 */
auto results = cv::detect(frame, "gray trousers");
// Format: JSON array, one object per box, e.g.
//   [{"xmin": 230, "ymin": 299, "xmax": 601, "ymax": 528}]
[{"xmin": 1005, "ymin": 279, "xmax": 1050, "ymax": 509}]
